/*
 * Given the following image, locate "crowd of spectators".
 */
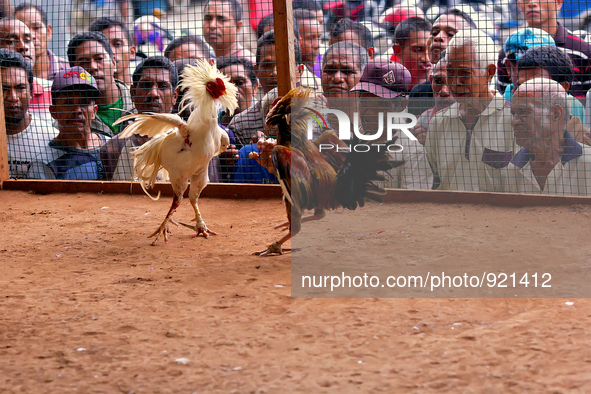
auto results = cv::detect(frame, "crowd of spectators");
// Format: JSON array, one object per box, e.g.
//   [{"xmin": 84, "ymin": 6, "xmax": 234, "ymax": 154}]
[{"xmin": 3, "ymin": 0, "xmax": 591, "ymax": 196}]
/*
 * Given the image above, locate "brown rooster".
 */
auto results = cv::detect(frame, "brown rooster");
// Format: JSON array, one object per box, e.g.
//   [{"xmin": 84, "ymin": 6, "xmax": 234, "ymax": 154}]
[{"xmin": 254, "ymin": 87, "xmax": 402, "ymax": 256}]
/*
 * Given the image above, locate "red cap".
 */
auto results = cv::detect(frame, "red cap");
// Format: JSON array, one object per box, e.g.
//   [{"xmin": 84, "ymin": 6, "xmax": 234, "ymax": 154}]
[{"xmin": 380, "ymin": 6, "xmax": 424, "ymax": 26}]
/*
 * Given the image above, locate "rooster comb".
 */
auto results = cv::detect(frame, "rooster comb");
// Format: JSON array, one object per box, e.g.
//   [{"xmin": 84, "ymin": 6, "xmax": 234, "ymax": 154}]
[{"xmin": 178, "ymin": 59, "xmax": 239, "ymax": 118}]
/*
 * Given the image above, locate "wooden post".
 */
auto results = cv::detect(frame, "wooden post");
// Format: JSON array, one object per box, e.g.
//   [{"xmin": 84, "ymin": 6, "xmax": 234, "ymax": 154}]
[
  {"xmin": 272, "ymin": 0, "xmax": 296, "ymax": 96},
  {"xmin": 0, "ymin": 68, "xmax": 7, "ymax": 186}
]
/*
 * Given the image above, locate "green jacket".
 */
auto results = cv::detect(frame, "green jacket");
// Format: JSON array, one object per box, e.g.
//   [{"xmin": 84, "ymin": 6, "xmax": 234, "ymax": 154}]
[{"xmin": 90, "ymin": 80, "xmax": 135, "ymax": 138}]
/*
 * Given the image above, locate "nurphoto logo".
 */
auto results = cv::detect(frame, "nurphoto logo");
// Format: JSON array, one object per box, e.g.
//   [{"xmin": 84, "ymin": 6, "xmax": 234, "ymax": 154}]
[{"xmin": 305, "ymin": 108, "xmax": 418, "ymax": 153}]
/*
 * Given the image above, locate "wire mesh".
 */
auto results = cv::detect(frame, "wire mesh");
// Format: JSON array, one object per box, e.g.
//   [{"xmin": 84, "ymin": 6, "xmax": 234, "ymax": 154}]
[{"xmin": 1, "ymin": 0, "xmax": 591, "ymax": 196}]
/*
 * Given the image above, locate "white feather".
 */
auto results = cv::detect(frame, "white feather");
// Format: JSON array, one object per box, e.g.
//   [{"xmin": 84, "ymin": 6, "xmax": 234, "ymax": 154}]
[{"xmin": 115, "ymin": 113, "xmax": 187, "ymax": 139}]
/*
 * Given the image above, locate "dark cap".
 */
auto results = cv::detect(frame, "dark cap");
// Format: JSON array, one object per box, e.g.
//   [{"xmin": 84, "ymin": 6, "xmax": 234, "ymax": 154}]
[
  {"xmin": 351, "ymin": 60, "xmax": 411, "ymax": 98},
  {"xmin": 51, "ymin": 66, "xmax": 100, "ymax": 98}
]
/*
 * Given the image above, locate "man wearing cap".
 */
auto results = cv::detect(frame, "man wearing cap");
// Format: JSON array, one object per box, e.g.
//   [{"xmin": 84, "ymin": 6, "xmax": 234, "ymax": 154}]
[
  {"xmin": 27, "ymin": 66, "xmax": 109, "ymax": 180},
  {"xmin": 2, "ymin": 49, "xmax": 58, "ymax": 179},
  {"xmin": 502, "ymin": 27, "xmax": 556, "ymax": 101},
  {"xmin": 497, "ymin": 0, "xmax": 591, "ymax": 103},
  {"xmin": 425, "ymin": 28, "xmax": 516, "ymax": 192},
  {"xmin": 352, "ymin": 60, "xmax": 433, "ymax": 189}
]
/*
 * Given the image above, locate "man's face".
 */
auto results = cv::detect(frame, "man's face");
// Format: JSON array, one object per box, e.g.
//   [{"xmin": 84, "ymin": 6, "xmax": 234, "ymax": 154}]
[
  {"xmin": 511, "ymin": 90, "xmax": 549, "ymax": 147},
  {"xmin": 256, "ymin": 44, "xmax": 278, "ymax": 93},
  {"xmin": 430, "ymin": 62, "xmax": 454, "ymax": 108},
  {"xmin": 255, "ymin": 44, "xmax": 303, "ymax": 93},
  {"xmin": 219, "ymin": 63, "xmax": 257, "ymax": 113},
  {"xmin": 396, "ymin": 30, "xmax": 431, "ymax": 87},
  {"xmin": 167, "ymin": 43, "xmax": 208, "ymax": 63},
  {"xmin": 358, "ymin": 92, "xmax": 407, "ymax": 141},
  {"xmin": 72, "ymin": 40, "xmax": 116, "ymax": 94},
  {"xmin": 0, "ymin": 20, "xmax": 35, "ymax": 67},
  {"xmin": 2, "ymin": 67, "xmax": 30, "ymax": 125},
  {"xmin": 321, "ymin": 50, "xmax": 364, "ymax": 99},
  {"xmin": 101, "ymin": 26, "xmax": 135, "ymax": 79},
  {"xmin": 50, "ymin": 90, "xmax": 97, "ymax": 133},
  {"xmin": 517, "ymin": 0, "xmax": 563, "ymax": 29},
  {"xmin": 299, "ymin": 19, "xmax": 322, "ymax": 64},
  {"xmin": 131, "ymin": 67, "xmax": 177, "ymax": 114},
  {"xmin": 429, "ymin": 14, "xmax": 467, "ymax": 63},
  {"xmin": 15, "ymin": 7, "xmax": 50, "ymax": 58},
  {"xmin": 515, "ymin": 67, "xmax": 552, "ymax": 92},
  {"xmin": 446, "ymin": 46, "xmax": 491, "ymax": 99},
  {"xmin": 203, "ymin": 0, "xmax": 241, "ymax": 52}
]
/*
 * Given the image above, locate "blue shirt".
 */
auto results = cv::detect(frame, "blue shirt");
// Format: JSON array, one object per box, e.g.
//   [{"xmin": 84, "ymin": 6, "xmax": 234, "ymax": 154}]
[
  {"xmin": 27, "ymin": 136, "xmax": 109, "ymax": 180},
  {"xmin": 232, "ymin": 143, "xmax": 278, "ymax": 184}
]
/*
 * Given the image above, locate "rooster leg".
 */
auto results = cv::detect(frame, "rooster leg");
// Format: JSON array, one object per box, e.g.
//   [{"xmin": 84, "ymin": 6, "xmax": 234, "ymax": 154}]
[
  {"xmin": 149, "ymin": 194, "xmax": 181, "ymax": 245},
  {"xmin": 253, "ymin": 232, "xmax": 292, "ymax": 256},
  {"xmin": 275, "ymin": 208, "xmax": 325, "ymax": 230},
  {"xmin": 188, "ymin": 172, "xmax": 217, "ymax": 239},
  {"xmin": 254, "ymin": 210, "xmax": 300, "ymax": 256}
]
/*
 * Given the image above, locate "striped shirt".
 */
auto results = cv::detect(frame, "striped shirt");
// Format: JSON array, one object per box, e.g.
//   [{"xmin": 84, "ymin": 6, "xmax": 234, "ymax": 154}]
[{"xmin": 496, "ymin": 24, "xmax": 591, "ymax": 103}]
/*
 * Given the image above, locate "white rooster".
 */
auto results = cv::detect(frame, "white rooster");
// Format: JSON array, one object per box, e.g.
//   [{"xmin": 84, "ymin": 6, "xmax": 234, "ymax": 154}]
[{"xmin": 114, "ymin": 60, "xmax": 238, "ymax": 245}]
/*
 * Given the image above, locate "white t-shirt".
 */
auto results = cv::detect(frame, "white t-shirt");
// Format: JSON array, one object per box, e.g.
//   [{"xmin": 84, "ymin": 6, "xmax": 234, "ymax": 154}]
[{"xmin": 6, "ymin": 114, "xmax": 59, "ymax": 179}]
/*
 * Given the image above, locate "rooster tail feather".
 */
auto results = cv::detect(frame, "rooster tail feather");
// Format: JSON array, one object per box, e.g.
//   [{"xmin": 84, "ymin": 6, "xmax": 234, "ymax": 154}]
[
  {"xmin": 335, "ymin": 136, "xmax": 403, "ymax": 210},
  {"xmin": 139, "ymin": 180, "xmax": 161, "ymax": 201},
  {"xmin": 132, "ymin": 133, "xmax": 168, "ymax": 200},
  {"xmin": 178, "ymin": 60, "xmax": 238, "ymax": 126}
]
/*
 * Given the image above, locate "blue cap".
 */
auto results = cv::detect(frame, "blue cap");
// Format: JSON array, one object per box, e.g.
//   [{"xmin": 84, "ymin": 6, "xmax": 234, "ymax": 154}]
[{"xmin": 504, "ymin": 28, "xmax": 555, "ymax": 61}]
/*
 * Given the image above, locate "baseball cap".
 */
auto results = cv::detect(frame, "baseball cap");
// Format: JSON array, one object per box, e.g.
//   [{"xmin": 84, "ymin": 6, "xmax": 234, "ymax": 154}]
[
  {"xmin": 51, "ymin": 66, "xmax": 100, "ymax": 99},
  {"xmin": 380, "ymin": 6, "xmax": 424, "ymax": 26},
  {"xmin": 504, "ymin": 28, "xmax": 555, "ymax": 62},
  {"xmin": 351, "ymin": 60, "xmax": 411, "ymax": 99}
]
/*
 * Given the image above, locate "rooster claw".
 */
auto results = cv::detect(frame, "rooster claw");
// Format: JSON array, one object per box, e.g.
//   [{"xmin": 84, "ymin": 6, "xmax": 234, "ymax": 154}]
[
  {"xmin": 253, "ymin": 242, "xmax": 283, "ymax": 256},
  {"xmin": 179, "ymin": 222, "xmax": 218, "ymax": 239},
  {"xmin": 149, "ymin": 218, "xmax": 179, "ymax": 245}
]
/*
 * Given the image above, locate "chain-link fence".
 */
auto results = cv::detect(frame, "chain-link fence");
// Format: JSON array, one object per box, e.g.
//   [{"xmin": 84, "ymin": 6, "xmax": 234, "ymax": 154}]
[{"xmin": 3, "ymin": 0, "xmax": 591, "ymax": 196}]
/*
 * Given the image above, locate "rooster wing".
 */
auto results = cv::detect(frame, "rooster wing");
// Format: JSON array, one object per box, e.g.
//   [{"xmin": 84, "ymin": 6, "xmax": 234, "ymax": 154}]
[{"xmin": 115, "ymin": 113, "xmax": 188, "ymax": 139}]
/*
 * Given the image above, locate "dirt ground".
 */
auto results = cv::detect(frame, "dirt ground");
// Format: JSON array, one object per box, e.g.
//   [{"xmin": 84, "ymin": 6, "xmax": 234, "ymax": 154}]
[{"xmin": 0, "ymin": 190, "xmax": 590, "ymax": 393}]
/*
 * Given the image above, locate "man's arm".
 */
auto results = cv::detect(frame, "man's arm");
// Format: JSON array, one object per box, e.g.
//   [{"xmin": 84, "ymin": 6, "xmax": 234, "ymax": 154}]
[
  {"xmin": 401, "ymin": 143, "xmax": 434, "ymax": 190},
  {"xmin": 99, "ymin": 135, "xmax": 131, "ymax": 181}
]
